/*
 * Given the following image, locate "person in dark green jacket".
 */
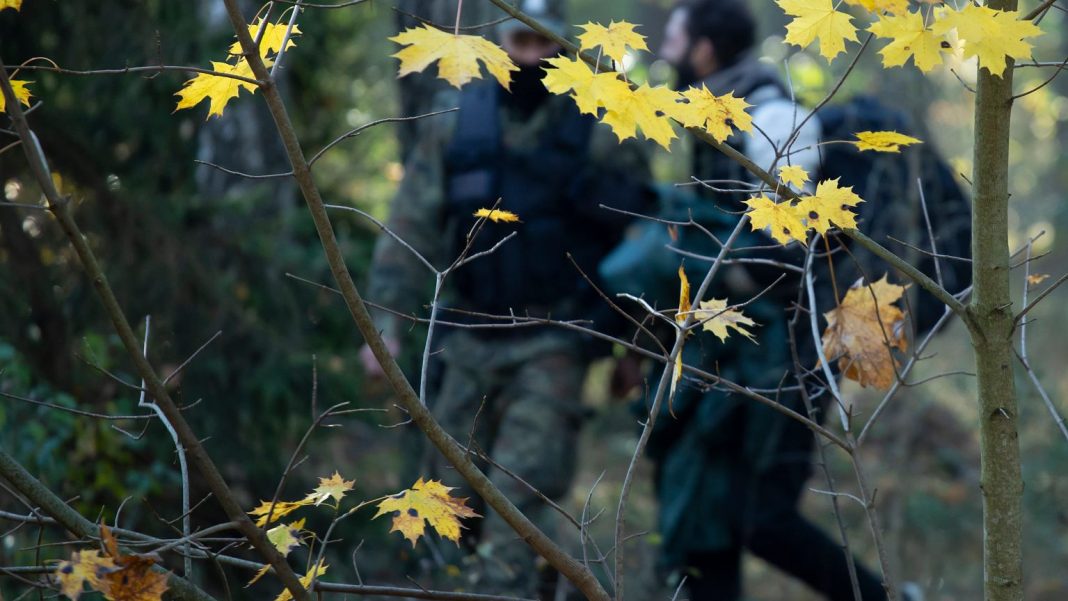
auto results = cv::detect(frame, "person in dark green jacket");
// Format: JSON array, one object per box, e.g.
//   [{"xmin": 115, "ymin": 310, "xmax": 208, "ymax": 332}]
[{"xmin": 618, "ymin": 0, "xmax": 900, "ymax": 599}]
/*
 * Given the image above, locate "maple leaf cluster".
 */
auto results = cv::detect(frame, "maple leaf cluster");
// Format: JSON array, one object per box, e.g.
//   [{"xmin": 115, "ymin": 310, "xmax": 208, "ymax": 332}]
[
  {"xmin": 671, "ymin": 267, "xmax": 760, "ymax": 396},
  {"xmin": 373, "ymin": 477, "xmax": 480, "ymax": 547},
  {"xmin": 777, "ymin": 0, "xmax": 1044, "ymax": 77},
  {"xmin": 542, "ymin": 22, "xmax": 753, "ymax": 149},
  {"xmin": 175, "ymin": 17, "xmax": 301, "ymax": 119},
  {"xmin": 54, "ymin": 524, "xmax": 168, "ymax": 601},
  {"xmin": 746, "ymin": 177, "xmax": 864, "ymax": 245},
  {"xmin": 244, "ymin": 470, "xmax": 353, "ymax": 593}
]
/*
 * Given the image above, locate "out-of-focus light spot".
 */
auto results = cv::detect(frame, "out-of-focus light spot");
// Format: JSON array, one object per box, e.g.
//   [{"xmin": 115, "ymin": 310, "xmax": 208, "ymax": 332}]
[
  {"xmin": 21, "ymin": 216, "xmax": 41, "ymax": 238},
  {"xmin": 384, "ymin": 161, "xmax": 404, "ymax": 183},
  {"xmin": 4, "ymin": 179, "xmax": 21, "ymax": 200},
  {"xmin": 1026, "ymin": 220, "xmax": 1054, "ymax": 254}
]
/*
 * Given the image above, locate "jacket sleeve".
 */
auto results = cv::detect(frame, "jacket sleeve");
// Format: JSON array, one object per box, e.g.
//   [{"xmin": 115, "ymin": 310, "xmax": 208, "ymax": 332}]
[
  {"xmin": 365, "ymin": 113, "xmax": 453, "ymax": 339},
  {"xmin": 744, "ymin": 98, "xmax": 822, "ymax": 193}
]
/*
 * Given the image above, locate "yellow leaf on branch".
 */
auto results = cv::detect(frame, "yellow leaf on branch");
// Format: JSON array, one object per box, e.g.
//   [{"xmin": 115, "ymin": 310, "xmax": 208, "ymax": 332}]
[
  {"xmin": 473, "ymin": 208, "xmax": 521, "ymax": 223},
  {"xmin": 852, "ymin": 130, "xmax": 923, "ymax": 152},
  {"xmin": 777, "ymin": 0, "xmax": 859, "ymax": 60},
  {"xmin": 89, "ymin": 523, "xmax": 170, "ymax": 601},
  {"xmin": 267, "ymin": 518, "xmax": 306, "ymax": 555},
  {"xmin": 600, "ymin": 83, "xmax": 680, "ymax": 149},
  {"xmin": 55, "ymin": 550, "xmax": 117, "ymax": 600},
  {"xmin": 576, "ymin": 21, "xmax": 649, "ymax": 63},
  {"xmin": 695, "ymin": 299, "xmax": 758, "ymax": 342},
  {"xmin": 869, "ymin": 11, "xmax": 947, "ymax": 72},
  {"xmin": 248, "ymin": 498, "xmax": 313, "ymax": 527},
  {"xmin": 676, "ymin": 265, "xmax": 691, "ymax": 326},
  {"xmin": 0, "ymin": 0, "xmax": 22, "ymax": 11},
  {"xmin": 822, "ymin": 275, "xmax": 909, "ymax": 389},
  {"xmin": 374, "ymin": 478, "xmax": 479, "ymax": 546},
  {"xmin": 778, "ymin": 164, "xmax": 810, "ymax": 189},
  {"xmin": 931, "ymin": 4, "xmax": 1043, "ymax": 77},
  {"xmin": 390, "ymin": 25, "xmax": 518, "ymax": 90},
  {"xmin": 0, "ymin": 77, "xmax": 32, "ymax": 113},
  {"xmin": 541, "ymin": 55, "xmax": 631, "ymax": 115},
  {"xmin": 670, "ymin": 266, "xmax": 692, "ymax": 398},
  {"xmin": 744, "ymin": 195, "xmax": 808, "ymax": 245},
  {"xmin": 304, "ymin": 471, "xmax": 354, "ymax": 506},
  {"xmin": 794, "ymin": 178, "xmax": 863, "ymax": 234},
  {"xmin": 843, "ymin": 0, "xmax": 909, "ymax": 16},
  {"xmin": 274, "ymin": 561, "xmax": 327, "ymax": 601},
  {"xmin": 667, "ymin": 85, "xmax": 752, "ymax": 143},
  {"xmin": 229, "ymin": 18, "xmax": 301, "ymax": 58},
  {"xmin": 174, "ymin": 58, "xmax": 266, "ymax": 119},
  {"xmin": 1027, "ymin": 273, "xmax": 1050, "ymax": 287}
]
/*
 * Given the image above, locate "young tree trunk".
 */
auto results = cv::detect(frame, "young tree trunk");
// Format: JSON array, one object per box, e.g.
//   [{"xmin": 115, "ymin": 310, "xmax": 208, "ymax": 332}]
[{"xmin": 970, "ymin": 0, "xmax": 1024, "ymax": 597}]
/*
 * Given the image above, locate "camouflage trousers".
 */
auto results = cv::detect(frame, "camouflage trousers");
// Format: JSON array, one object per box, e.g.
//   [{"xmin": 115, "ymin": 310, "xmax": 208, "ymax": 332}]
[{"xmin": 426, "ymin": 329, "xmax": 588, "ymax": 597}]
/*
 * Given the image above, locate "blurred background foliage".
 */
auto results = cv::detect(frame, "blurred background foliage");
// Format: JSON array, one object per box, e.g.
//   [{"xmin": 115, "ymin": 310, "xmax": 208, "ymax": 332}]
[{"xmin": 1, "ymin": 0, "xmax": 1067, "ymax": 599}]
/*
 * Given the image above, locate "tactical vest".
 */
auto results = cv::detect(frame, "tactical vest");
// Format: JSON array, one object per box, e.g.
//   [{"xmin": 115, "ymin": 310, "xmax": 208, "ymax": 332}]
[{"xmin": 443, "ymin": 83, "xmax": 597, "ymax": 317}]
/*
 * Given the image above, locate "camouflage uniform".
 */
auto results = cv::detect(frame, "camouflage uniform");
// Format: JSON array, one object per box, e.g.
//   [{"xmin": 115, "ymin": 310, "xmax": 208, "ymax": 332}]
[{"xmin": 367, "ymin": 83, "xmax": 651, "ymax": 595}]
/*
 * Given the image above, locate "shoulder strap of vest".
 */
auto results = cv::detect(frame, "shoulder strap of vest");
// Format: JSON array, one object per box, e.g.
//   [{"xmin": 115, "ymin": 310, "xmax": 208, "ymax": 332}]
[{"xmin": 445, "ymin": 82, "xmax": 502, "ymax": 169}]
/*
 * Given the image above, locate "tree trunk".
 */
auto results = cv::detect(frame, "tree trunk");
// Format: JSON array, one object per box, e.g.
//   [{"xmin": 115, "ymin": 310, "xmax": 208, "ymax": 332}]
[{"xmin": 969, "ymin": 0, "xmax": 1024, "ymax": 597}]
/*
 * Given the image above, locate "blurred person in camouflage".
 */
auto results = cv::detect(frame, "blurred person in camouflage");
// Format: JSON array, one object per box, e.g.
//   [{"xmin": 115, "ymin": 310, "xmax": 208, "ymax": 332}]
[{"xmin": 360, "ymin": 0, "xmax": 654, "ymax": 596}]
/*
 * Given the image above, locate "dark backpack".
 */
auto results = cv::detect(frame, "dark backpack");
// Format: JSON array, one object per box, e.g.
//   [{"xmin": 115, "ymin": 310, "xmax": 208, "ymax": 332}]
[{"xmin": 812, "ymin": 96, "xmax": 972, "ymax": 336}]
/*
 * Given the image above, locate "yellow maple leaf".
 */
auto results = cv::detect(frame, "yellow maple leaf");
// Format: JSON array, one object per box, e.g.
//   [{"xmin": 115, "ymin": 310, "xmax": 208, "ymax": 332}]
[
  {"xmin": 869, "ymin": 11, "xmax": 946, "ymax": 72},
  {"xmin": 304, "ymin": 471, "xmax": 354, "ymax": 506},
  {"xmin": 778, "ymin": 164, "xmax": 810, "ymax": 189},
  {"xmin": 667, "ymin": 85, "xmax": 752, "ymax": 143},
  {"xmin": 374, "ymin": 478, "xmax": 480, "ymax": 546},
  {"xmin": 274, "ymin": 561, "xmax": 327, "ymax": 601},
  {"xmin": 931, "ymin": 4, "xmax": 1043, "ymax": 77},
  {"xmin": 93, "ymin": 523, "xmax": 170, "ymax": 601},
  {"xmin": 576, "ymin": 21, "xmax": 649, "ymax": 63},
  {"xmin": 229, "ymin": 18, "xmax": 301, "ymax": 58},
  {"xmin": 744, "ymin": 195, "xmax": 808, "ymax": 245},
  {"xmin": 795, "ymin": 178, "xmax": 863, "ymax": 234},
  {"xmin": 695, "ymin": 299, "xmax": 758, "ymax": 342},
  {"xmin": 55, "ymin": 550, "xmax": 118, "ymax": 600},
  {"xmin": 670, "ymin": 266, "xmax": 692, "ymax": 398},
  {"xmin": 247, "ymin": 564, "xmax": 272, "ymax": 587},
  {"xmin": 390, "ymin": 25, "xmax": 518, "ymax": 90},
  {"xmin": 473, "ymin": 207, "xmax": 521, "ymax": 223},
  {"xmin": 0, "ymin": 77, "xmax": 32, "ymax": 114},
  {"xmin": 0, "ymin": 0, "xmax": 21, "ymax": 11},
  {"xmin": 1027, "ymin": 273, "xmax": 1050, "ymax": 287},
  {"xmin": 267, "ymin": 518, "xmax": 306, "ymax": 556},
  {"xmin": 600, "ymin": 83, "xmax": 679, "ymax": 149},
  {"xmin": 822, "ymin": 275, "xmax": 909, "ymax": 389},
  {"xmin": 852, "ymin": 130, "xmax": 923, "ymax": 152},
  {"xmin": 541, "ymin": 55, "xmax": 631, "ymax": 115},
  {"xmin": 248, "ymin": 498, "xmax": 313, "ymax": 527},
  {"xmin": 676, "ymin": 265, "xmax": 691, "ymax": 326},
  {"xmin": 175, "ymin": 58, "xmax": 267, "ymax": 119},
  {"xmin": 843, "ymin": 0, "xmax": 909, "ymax": 16},
  {"xmin": 778, "ymin": 0, "xmax": 859, "ymax": 60}
]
